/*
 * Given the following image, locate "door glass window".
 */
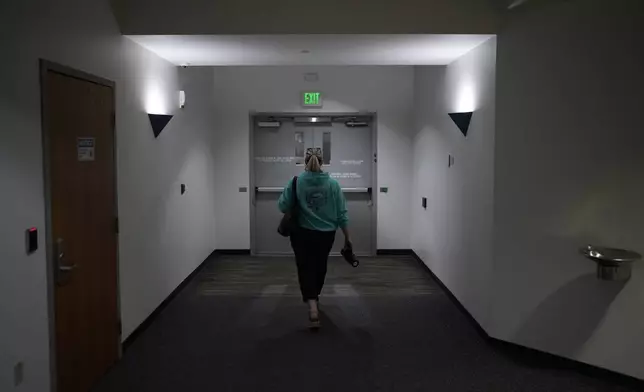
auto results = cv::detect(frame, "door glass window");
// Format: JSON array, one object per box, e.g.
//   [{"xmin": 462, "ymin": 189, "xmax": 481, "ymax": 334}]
[
  {"xmin": 322, "ymin": 132, "xmax": 331, "ymax": 165},
  {"xmin": 295, "ymin": 131, "xmax": 304, "ymax": 165}
]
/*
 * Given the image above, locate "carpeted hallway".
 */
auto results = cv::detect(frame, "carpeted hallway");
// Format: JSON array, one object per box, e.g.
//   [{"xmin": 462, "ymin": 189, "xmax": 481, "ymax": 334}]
[{"xmin": 92, "ymin": 255, "xmax": 637, "ymax": 392}]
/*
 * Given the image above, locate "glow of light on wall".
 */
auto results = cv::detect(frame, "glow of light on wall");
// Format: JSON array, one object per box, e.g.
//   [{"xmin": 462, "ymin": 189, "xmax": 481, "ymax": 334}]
[
  {"xmin": 454, "ymin": 79, "xmax": 477, "ymax": 113},
  {"xmin": 145, "ymin": 81, "xmax": 170, "ymax": 115}
]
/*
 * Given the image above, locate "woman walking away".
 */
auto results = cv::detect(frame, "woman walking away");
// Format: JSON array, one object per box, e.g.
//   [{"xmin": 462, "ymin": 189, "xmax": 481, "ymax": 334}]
[{"xmin": 278, "ymin": 148, "xmax": 351, "ymax": 329}]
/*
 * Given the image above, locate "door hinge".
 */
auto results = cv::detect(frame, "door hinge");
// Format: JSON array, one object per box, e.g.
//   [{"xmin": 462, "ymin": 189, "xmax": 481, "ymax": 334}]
[
  {"xmin": 117, "ymin": 320, "xmax": 122, "ymax": 336},
  {"xmin": 115, "ymin": 217, "xmax": 119, "ymax": 234},
  {"xmin": 111, "ymin": 111, "xmax": 116, "ymax": 130}
]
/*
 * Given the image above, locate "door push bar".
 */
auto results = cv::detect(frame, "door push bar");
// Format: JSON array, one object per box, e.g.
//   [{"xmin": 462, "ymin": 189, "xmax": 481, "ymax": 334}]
[
  {"xmin": 255, "ymin": 187, "xmax": 372, "ymax": 193},
  {"xmin": 255, "ymin": 187, "xmax": 284, "ymax": 193}
]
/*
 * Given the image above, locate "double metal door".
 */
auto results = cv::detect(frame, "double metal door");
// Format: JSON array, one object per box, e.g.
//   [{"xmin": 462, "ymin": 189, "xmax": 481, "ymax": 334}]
[{"xmin": 252, "ymin": 116, "xmax": 375, "ymax": 256}]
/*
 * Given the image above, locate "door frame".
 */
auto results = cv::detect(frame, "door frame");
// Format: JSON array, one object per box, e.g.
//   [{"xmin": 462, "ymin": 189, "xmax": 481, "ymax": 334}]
[
  {"xmin": 248, "ymin": 112, "xmax": 378, "ymax": 256},
  {"xmin": 39, "ymin": 60, "xmax": 121, "ymax": 391}
]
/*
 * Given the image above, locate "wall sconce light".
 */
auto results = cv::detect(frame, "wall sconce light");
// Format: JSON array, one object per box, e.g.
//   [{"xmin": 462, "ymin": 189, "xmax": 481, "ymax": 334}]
[
  {"xmin": 448, "ymin": 112, "xmax": 473, "ymax": 137},
  {"xmin": 148, "ymin": 114, "xmax": 174, "ymax": 138},
  {"xmin": 179, "ymin": 90, "xmax": 186, "ymax": 109}
]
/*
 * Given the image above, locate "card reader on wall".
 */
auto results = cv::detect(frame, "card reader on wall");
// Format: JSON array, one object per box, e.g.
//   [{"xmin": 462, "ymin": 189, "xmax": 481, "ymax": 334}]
[{"xmin": 26, "ymin": 227, "xmax": 38, "ymax": 254}]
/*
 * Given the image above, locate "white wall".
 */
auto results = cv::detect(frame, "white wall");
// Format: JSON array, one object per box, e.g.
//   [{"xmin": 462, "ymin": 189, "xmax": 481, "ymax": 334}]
[
  {"xmin": 412, "ymin": 1, "xmax": 644, "ymax": 379},
  {"xmin": 0, "ymin": 1, "xmax": 216, "ymax": 390},
  {"xmin": 412, "ymin": 39, "xmax": 497, "ymax": 330},
  {"xmin": 211, "ymin": 66, "xmax": 414, "ymax": 250},
  {"xmin": 118, "ymin": 65, "xmax": 218, "ymax": 338},
  {"xmin": 491, "ymin": 0, "xmax": 644, "ymax": 379}
]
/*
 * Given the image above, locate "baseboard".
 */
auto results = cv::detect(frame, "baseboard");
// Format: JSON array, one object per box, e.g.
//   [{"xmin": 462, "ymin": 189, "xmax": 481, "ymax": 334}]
[
  {"xmin": 410, "ymin": 251, "xmax": 488, "ymax": 338},
  {"xmin": 410, "ymin": 250, "xmax": 644, "ymax": 388},
  {"xmin": 122, "ymin": 249, "xmax": 217, "ymax": 351},
  {"xmin": 377, "ymin": 249, "xmax": 413, "ymax": 256},
  {"xmin": 214, "ymin": 249, "xmax": 251, "ymax": 255},
  {"xmin": 490, "ymin": 338, "xmax": 643, "ymax": 388}
]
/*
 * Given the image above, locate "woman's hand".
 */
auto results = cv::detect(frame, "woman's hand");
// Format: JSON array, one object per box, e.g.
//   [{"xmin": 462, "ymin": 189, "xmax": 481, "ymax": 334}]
[{"xmin": 341, "ymin": 227, "xmax": 352, "ymax": 250}]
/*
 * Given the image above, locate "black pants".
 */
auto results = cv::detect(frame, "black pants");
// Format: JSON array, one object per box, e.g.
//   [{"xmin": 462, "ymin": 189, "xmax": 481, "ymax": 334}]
[{"xmin": 290, "ymin": 228, "xmax": 336, "ymax": 302}]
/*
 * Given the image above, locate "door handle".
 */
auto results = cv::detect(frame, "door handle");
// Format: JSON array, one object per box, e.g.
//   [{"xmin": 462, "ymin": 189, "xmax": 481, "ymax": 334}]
[
  {"xmin": 59, "ymin": 264, "xmax": 78, "ymax": 272},
  {"xmin": 56, "ymin": 238, "xmax": 77, "ymax": 273}
]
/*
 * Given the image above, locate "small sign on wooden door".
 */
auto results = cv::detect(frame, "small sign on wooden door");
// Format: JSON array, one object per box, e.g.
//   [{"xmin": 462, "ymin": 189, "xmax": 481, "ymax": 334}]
[{"xmin": 77, "ymin": 137, "xmax": 95, "ymax": 161}]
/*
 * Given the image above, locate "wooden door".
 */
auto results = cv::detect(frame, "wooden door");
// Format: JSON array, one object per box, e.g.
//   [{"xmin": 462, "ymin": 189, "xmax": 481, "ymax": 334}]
[{"xmin": 43, "ymin": 67, "xmax": 119, "ymax": 392}]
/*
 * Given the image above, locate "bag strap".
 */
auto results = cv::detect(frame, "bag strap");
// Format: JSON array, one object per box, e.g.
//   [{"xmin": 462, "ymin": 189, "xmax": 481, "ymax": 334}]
[{"xmin": 292, "ymin": 176, "xmax": 298, "ymax": 209}]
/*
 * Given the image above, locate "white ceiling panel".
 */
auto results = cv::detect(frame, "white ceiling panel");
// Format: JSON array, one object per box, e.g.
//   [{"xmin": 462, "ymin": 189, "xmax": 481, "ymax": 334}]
[{"xmin": 126, "ymin": 35, "xmax": 494, "ymax": 66}]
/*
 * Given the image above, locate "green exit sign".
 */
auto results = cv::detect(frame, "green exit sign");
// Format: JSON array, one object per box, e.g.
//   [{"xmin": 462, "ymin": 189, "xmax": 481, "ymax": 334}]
[{"xmin": 302, "ymin": 92, "xmax": 323, "ymax": 107}]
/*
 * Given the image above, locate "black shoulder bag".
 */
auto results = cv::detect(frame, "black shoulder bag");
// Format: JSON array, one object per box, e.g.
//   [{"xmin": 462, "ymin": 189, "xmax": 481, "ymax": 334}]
[{"xmin": 277, "ymin": 176, "xmax": 299, "ymax": 237}]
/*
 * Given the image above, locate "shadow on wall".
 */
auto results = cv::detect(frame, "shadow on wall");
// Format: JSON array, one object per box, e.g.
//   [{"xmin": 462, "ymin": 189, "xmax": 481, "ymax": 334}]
[{"xmin": 514, "ymin": 273, "xmax": 625, "ymax": 358}]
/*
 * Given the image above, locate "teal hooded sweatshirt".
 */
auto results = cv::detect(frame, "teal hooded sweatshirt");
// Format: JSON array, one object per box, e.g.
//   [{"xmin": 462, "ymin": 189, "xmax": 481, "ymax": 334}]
[{"xmin": 278, "ymin": 171, "xmax": 348, "ymax": 232}]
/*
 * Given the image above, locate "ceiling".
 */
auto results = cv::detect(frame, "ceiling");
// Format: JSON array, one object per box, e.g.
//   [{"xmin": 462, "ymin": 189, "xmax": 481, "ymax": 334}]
[
  {"xmin": 126, "ymin": 35, "xmax": 494, "ymax": 66},
  {"xmin": 112, "ymin": 0, "xmax": 503, "ymax": 35}
]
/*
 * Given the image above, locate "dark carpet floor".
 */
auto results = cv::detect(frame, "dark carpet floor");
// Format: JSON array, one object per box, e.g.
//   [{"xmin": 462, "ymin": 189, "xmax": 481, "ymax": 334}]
[{"xmin": 92, "ymin": 255, "xmax": 639, "ymax": 392}]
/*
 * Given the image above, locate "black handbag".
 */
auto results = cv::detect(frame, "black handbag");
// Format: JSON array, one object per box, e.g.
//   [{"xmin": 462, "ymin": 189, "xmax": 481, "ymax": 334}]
[{"xmin": 277, "ymin": 176, "xmax": 298, "ymax": 237}]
